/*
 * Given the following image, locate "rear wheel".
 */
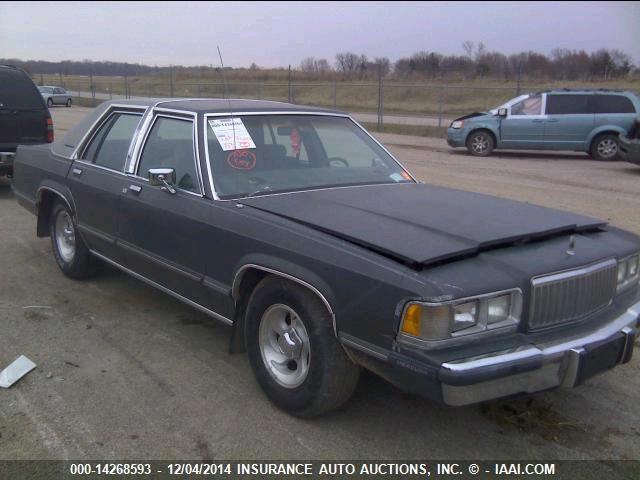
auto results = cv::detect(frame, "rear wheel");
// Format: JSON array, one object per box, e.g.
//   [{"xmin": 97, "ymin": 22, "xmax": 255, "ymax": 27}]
[
  {"xmin": 66, "ymin": 98, "xmax": 72, "ymax": 107},
  {"xmin": 466, "ymin": 130, "xmax": 495, "ymax": 157},
  {"xmin": 245, "ymin": 276, "xmax": 360, "ymax": 417},
  {"xmin": 50, "ymin": 200, "xmax": 97, "ymax": 279},
  {"xmin": 590, "ymin": 133, "xmax": 619, "ymax": 161},
  {"xmin": 46, "ymin": 98, "xmax": 53, "ymax": 108}
]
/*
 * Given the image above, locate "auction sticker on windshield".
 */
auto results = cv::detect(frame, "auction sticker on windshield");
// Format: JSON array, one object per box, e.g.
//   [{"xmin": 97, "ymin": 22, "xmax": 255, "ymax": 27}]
[{"xmin": 208, "ymin": 118, "xmax": 256, "ymax": 151}]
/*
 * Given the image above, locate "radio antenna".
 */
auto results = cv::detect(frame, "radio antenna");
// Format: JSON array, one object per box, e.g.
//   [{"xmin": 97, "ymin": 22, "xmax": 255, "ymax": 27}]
[{"xmin": 217, "ymin": 45, "xmax": 236, "ymax": 151}]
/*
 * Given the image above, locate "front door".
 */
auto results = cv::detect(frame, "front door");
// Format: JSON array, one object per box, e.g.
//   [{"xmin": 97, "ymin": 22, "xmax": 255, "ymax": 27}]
[
  {"xmin": 67, "ymin": 109, "xmax": 143, "ymax": 258},
  {"xmin": 499, "ymin": 94, "xmax": 546, "ymax": 149},
  {"xmin": 116, "ymin": 113, "xmax": 230, "ymax": 317}
]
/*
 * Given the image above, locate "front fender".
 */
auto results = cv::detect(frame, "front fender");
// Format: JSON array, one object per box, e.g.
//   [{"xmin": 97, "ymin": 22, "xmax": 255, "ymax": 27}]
[
  {"xmin": 464, "ymin": 122, "xmax": 501, "ymax": 146},
  {"xmin": 232, "ymin": 253, "xmax": 338, "ymax": 330}
]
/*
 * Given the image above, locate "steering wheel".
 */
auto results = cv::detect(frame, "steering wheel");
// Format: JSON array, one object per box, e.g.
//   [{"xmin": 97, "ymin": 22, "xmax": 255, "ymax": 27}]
[{"xmin": 328, "ymin": 157, "xmax": 349, "ymax": 167}]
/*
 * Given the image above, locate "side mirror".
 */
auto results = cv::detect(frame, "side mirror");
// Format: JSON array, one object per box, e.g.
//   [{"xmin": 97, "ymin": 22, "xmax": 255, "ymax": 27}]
[
  {"xmin": 148, "ymin": 167, "xmax": 177, "ymax": 194},
  {"xmin": 497, "ymin": 108, "xmax": 508, "ymax": 118}
]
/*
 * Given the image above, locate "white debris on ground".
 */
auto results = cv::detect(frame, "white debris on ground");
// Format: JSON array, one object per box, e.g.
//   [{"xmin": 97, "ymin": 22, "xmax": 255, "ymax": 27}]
[{"xmin": 0, "ymin": 355, "xmax": 36, "ymax": 388}]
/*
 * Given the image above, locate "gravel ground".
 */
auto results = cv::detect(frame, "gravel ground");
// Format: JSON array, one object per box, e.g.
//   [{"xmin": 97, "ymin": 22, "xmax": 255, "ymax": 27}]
[{"xmin": 0, "ymin": 107, "xmax": 638, "ymax": 469}]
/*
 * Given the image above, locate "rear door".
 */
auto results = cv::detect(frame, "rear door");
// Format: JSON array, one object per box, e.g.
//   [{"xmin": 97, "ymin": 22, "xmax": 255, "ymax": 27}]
[
  {"xmin": 499, "ymin": 94, "xmax": 546, "ymax": 148},
  {"xmin": 0, "ymin": 67, "xmax": 48, "ymax": 151},
  {"xmin": 67, "ymin": 108, "xmax": 144, "ymax": 258},
  {"xmin": 543, "ymin": 94, "xmax": 594, "ymax": 150}
]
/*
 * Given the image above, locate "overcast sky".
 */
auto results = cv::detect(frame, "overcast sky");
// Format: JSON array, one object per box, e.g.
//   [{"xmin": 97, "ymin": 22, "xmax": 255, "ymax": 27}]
[{"xmin": 1, "ymin": 1, "xmax": 638, "ymax": 68}]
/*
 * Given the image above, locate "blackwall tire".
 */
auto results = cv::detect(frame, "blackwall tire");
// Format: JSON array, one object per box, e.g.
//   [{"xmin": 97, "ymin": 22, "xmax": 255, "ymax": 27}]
[{"xmin": 245, "ymin": 276, "xmax": 360, "ymax": 417}]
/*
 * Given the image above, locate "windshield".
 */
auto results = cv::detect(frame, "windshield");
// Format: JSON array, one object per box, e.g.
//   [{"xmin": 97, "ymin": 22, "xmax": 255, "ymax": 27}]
[
  {"xmin": 206, "ymin": 115, "xmax": 414, "ymax": 199},
  {"xmin": 489, "ymin": 94, "xmax": 529, "ymax": 114},
  {"xmin": 39, "ymin": 87, "xmax": 53, "ymax": 94}
]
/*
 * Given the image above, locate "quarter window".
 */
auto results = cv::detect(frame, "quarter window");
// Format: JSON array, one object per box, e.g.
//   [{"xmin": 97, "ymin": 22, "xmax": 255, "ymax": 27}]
[
  {"xmin": 82, "ymin": 112, "xmax": 141, "ymax": 171},
  {"xmin": 546, "ymin": 95, "xmax": 592, "ymax": 114},
  {"xmin": 510, "ymin": 95, "xmax": 543, "ymax": 116},
  {"xmin": 138, "ymin": 117, "xmax": 201, "ymax": 194},
  {"xmin": 593, "ymin": 95, "xmax": 636, "ymax": 114}
]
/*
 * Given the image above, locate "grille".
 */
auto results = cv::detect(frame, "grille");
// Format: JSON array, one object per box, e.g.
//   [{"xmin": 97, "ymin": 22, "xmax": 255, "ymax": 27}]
[{"xmin": 528, "ymin": 259, "xmax": 617, "ymax": 331}]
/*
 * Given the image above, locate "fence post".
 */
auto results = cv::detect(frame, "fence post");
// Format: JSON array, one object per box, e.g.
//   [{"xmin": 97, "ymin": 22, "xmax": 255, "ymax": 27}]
[
  {"xmin": 39, "ymin": 73, "xmax": 44, "ymax": 86},
  {"xmin": 59, "ymin": 72, "xmax": 63, "ymax": 87},
  {"xmin": 438, "ymin": 86, "xmax": 444, "ymax": 128},
  {"xmin": 516, "ymin": 62, "xmax": 522, "ymax": 96},
  {"xmin": 377, "ymin": 75, "xmax": 384, "ymax": 131},
  {"xmin": 109, "ymin": 82, "xmax": 112, "ymax": 100},
  {"xmin": 288, "ymin": 65, "xmax": 292, "ymax": 103},
  {"xmin": 169, "ymin": 66, "xmax": 174, "ymax": 97},
  {"xmin": 333, "ymin": 80, "xmax": 337, "ymax": 108}
]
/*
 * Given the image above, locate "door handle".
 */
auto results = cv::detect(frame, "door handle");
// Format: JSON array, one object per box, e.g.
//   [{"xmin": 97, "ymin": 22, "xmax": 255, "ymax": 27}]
[
  {"xmin": 532, "ymin": 119, "xmax": 544, "ymax": 123},
  {"xmin": 128, "ymin": 184, "xmax": 142, "ymax": 195},
  {"xmin": 72, "ymin": 168, "xmax": 82, "ymax": 176},
  {"xmin": 546, "ymin": 119, "xmax": 559, "ymax": 123}
]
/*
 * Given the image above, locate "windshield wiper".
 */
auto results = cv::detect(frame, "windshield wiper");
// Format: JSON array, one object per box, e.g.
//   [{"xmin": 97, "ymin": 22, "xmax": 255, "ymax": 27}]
[{"xmin": 245, "ymin": 186, "xmax": 273, "ymax": 198}]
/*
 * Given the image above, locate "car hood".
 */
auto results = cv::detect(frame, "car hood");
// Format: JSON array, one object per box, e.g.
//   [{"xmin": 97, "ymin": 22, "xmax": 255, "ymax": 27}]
[
  {"xmin": 240, "ymin": 183, "xmax": 606, "ymax": 267},
  {"xmin": 454, "ymin": 112, "xmax": 493, "ymax": 122}
]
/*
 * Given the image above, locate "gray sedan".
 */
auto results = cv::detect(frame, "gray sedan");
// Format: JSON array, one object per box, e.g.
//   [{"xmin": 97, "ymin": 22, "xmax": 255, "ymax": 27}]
[{"xmin": 38, "ymin": 86, "xmax": 72, "ymax": 108}]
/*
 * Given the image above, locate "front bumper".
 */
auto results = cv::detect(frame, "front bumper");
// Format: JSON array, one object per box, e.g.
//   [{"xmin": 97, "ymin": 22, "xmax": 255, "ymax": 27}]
[
  {"xmin": 618, "ymin": 135, "xmax": 640, "ymax": 165},
  {"xmin": 438, "ymin": 300, "xmax": 638, "ymax": 405},
  {"xmin": 344, "ymin": 298, "xmax": 639, "ymax": 406},
  {"xmin": 447, "ymin": 128, "xmax": 467, "ymax": 148},
  {"xmin": 0, "ymin": 152, "xmax": 15, "ymax": 176}
]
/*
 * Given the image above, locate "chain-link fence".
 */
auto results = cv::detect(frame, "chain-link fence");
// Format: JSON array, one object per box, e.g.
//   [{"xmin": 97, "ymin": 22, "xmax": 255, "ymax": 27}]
[{"xmin": 34, "ymin": 73, "xmax": 600, "ymax": 133}]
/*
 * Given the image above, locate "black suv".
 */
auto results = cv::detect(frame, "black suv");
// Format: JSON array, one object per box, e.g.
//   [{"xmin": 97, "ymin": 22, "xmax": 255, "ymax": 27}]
[{"xmin": 0, "ymin": 65, "xmax": 53, "ymax": 177}]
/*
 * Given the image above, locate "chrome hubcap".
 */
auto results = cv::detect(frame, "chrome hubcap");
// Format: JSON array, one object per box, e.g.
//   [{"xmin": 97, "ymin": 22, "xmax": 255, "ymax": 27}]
[
  {"xmin": 55, "ymin": 211, "xmax": 75, "ymax": 263},
  {"xmin": 471, "ymin": 135, "xmax": 489, "ymax": 153},
  {"xmin": 597, "ymin": 139, "xmax": 617, "ymax": 158},
  {"xmin": 258, "ymin": 304, "xmax": 310, "ymax": 388}
]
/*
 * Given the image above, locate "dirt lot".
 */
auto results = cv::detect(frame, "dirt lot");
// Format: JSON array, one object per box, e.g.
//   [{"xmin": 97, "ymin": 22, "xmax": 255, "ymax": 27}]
[{"xmin": 0, "ymin": 107, "xmax": 639, "ymax": 467}]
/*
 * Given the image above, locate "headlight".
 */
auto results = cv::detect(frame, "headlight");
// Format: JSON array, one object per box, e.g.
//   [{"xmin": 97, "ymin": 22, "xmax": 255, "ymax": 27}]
[
  {"xmin": 450, "ymin": 120, "xmax": 464, "ymax": 129},
  {"xmin": 617, "ymin": 254, "xmax": 640, "ymax": 293},
  {"xmin": 399, "ymin": 290, "xmax": 522, "ymax": 345}
]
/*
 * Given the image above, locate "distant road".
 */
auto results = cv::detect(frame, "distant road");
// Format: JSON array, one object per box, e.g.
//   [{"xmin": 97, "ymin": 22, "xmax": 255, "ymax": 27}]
[{"xmin": 71, "ymin": 90, "xmax": 452, "ymax": 127}]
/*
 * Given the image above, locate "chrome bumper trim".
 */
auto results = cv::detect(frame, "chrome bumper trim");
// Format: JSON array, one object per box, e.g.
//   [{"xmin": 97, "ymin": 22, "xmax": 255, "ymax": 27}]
[{"xmin": 441, "ymin": 300, "xmax": 639, "ymax": 406}]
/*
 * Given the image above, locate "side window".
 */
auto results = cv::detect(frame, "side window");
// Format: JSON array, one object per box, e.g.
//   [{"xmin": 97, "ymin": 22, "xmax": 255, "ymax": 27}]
[
  {"xmin": 138, "ymin": 117, "xmax": 200, "ymax": 194},
  {"xmin": 82, "ymin": 112, "xmax": 141, "ymax": 171},
  {"xmin": 510, "ymin": 95, "xmax": 542, "ymax": 116},
  {"xmin": 546, "ymin": 95, "xmax": 591, "ymax": 114},
  {"xmin": 593, "ymin": 95, "xmax": 636, "ymax": 114}
]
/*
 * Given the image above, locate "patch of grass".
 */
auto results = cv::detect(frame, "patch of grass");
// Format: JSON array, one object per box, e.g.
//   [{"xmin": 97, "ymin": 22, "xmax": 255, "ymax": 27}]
[
  {"xmin": 362, "ymin": 122, "xmax": 447, "ymax": 138},
  {"xmin": 38, "ymin": 73, "xmax": 640, "ymax": 119},
  {"xmin": 480, "ymin": 397, "xmax": 588, "ymax": 444}
]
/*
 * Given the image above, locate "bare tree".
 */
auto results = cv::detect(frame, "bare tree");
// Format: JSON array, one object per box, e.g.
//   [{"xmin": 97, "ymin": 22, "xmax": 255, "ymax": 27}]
[{"xmin": 462, "ymin": 40, "xmax": 474, "ymax": 58}]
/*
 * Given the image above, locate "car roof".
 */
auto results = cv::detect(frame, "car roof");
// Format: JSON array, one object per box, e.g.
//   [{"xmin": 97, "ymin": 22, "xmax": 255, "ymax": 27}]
[
  {"xmin": 534, "ymin": 88, "xmax": 634, "ymax": 95},
  {"xmin": 99, "ymin": 98, "xmax": 346, "ymax": 115},
  {"xmin": 52, "ymin": 98, "xmax": 349, "ymax": 159}
]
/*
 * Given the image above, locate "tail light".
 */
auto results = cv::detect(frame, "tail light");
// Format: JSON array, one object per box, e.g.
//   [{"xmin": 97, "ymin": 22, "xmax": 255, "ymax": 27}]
[{"xmin": 46, "ymin": 117, "xmax": 54, "ymax": 143}]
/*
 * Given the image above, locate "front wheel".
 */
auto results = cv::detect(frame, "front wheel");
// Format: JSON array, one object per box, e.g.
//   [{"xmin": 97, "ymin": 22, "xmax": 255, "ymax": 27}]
[
  {"xmin": 466, "ymin": 130, "xmax": 495, "ymax": 156},
  {"xmin": 590, "ymin": 134, "xmax": 619, "ymax": 161},
  {"xmin": 46, "ymin": 98, "xmax": 53, "ymax": 108},
  {"xmin": 245, "ymin": 276, "xmax": 360, "ymax": 417},
  {"xmin": 66, "ymin": 98, "xmax": 72, "ymax": 107},
  {"xmin": 50, "ymin": 200, "xmax": 98, "ymax": 279}
]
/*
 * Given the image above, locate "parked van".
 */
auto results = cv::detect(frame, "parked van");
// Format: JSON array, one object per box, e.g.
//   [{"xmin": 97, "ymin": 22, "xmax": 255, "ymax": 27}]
[
  {"xmin": 0, "ymin": 65, "xmax": 53, "ymax": 177},
  {"xmin": 447, "ymin": 89, "xmax": 640, "ymax": 160}
]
